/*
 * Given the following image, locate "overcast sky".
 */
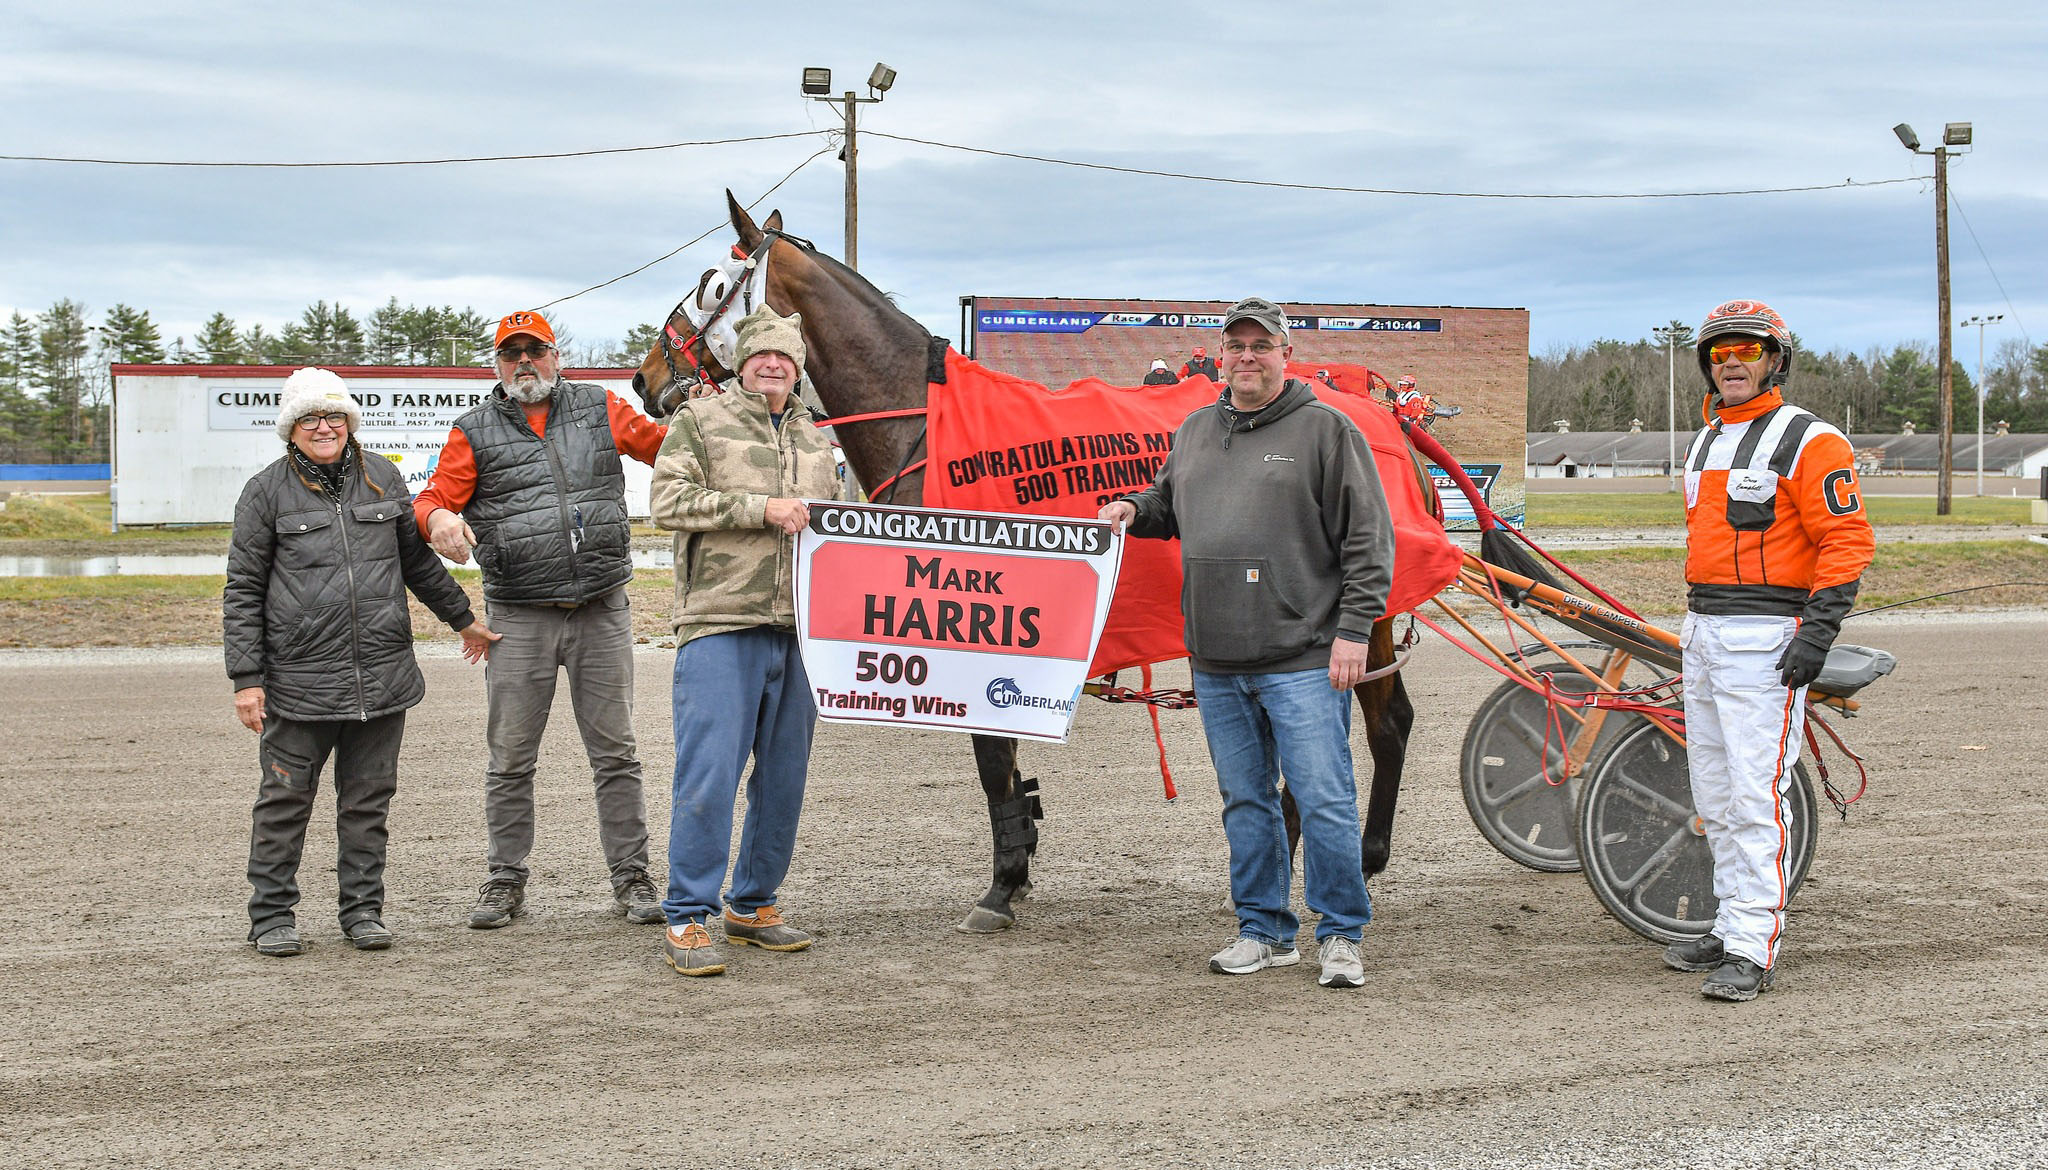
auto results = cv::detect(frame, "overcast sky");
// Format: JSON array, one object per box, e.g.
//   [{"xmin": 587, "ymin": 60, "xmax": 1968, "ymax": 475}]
[{"xmin": 5, "ymin": 1, "xmax": 2042, "ymax": 365}]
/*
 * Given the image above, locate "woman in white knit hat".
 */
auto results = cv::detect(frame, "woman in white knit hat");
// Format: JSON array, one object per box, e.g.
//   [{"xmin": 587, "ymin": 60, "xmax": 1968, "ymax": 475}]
[{"xmin": 223, "ymin": 368, "xmax": 499, "ymax": 957}]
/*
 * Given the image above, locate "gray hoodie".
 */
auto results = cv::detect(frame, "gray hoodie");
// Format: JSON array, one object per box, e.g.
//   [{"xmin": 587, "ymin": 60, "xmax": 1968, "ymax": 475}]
[{"xmin": 1125, "ymin": 379, "xmax": 1394, "ymax": 674}]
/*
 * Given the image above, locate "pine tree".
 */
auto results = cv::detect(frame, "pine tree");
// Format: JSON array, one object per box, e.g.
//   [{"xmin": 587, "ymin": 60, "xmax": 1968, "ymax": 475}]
[
  {"xmin": 197, "ymin": 312, "xmax": 245, "ymax": 363},
  {"xmin": 279, "ymin": 300, "xmax": 367, "ymax": 364},
  {"xmin": 0, "ymin": 311, "xmax": 43, "ymax": 460},
  {"xmin": 37, "ymin": 300, "xmax": 92, "ymax": 457},
  {"xmin": 98, "ymin": 304, "xmax": 166, "ymax": 363}
]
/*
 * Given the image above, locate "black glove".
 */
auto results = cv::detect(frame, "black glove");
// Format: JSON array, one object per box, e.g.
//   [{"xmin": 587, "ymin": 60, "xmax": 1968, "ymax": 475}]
[
  {"xmin": 1779, "ymin": 581, "xmax": 1858, "ymax": 689},
  {"xmin": 1776, "ymin": 636, "xmax": 1829, "ymax": 689}
]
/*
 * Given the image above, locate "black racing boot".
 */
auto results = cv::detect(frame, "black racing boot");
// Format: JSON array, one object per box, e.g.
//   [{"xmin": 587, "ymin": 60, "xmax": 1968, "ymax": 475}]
[
  {"xmin": 1662, "ymin": 933, "xmax": 1724, "ymax": 972},
  {"xmin": 1700, "ymin": 956, "xmax": 1775, "ymax": 1002}
]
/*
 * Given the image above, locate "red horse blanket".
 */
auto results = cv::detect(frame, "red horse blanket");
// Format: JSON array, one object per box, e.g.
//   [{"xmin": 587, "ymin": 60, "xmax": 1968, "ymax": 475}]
[{"xmin": 923, "ymin": 352, "xmax": 1462, "ymax": 676}]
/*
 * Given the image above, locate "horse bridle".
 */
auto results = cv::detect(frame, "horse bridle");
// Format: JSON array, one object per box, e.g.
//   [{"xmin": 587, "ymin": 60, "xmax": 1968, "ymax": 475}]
[
  {"xmin": 652, "ymin": 227, "xmax": 817, "ymax": 401},
  {"xmin": 650, "ymin": 226, "xmax": 934, "ymax": 503}
]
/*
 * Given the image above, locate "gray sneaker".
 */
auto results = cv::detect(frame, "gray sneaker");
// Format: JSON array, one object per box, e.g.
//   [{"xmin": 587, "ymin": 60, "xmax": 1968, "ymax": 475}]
[
  {"xmin": 468, "ymin": 877, "xmax": 525, "ymax": 929},
  {"xmin": 1663, "ymin": 933, "xmax": 1724, "ymax": 972},
  {"xmin": 343, "ymin": 919, "xmax": 393, "ymax": 951},
  {"xmin": 1208, "ymin": 936, "xmax": 1301, "ymax": 975},
  {"xmin": 253, "ymin": 924, "xmax": 304, "ymax": 957},
  {"xmin": 1317, "ymin": 935, "xmax": 1365, "ymax": 988},
  {"xmin": 614, "ymin": 874, "xmax": 663, "ymax": 925},
  {"xmin": 724, "ymin": 905, "xmax": 813, "ymax": 951}
]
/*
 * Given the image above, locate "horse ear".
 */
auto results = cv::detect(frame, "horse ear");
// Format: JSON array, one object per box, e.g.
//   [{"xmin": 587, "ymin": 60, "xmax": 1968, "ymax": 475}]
[
  {"xmin": 726, "ymin": 189, "xmax": 763, "ymax": 250},
  {"xmin": 764, "ymin": 209, "xmax": 783, "ymax": 233}
]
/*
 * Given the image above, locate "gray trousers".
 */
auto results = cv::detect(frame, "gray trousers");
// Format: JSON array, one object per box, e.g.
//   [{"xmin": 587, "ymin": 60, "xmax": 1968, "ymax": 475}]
[
  {"xmin": 247, "ymin": 710, "xmax": 406, "ymax": 939},
  {"xmin": 483, "ymin": 587, "xmax": 650, "ymax": 887}
]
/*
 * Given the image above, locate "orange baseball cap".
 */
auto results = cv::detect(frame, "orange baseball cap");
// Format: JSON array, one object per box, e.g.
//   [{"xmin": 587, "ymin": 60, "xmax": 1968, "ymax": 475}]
[{"xmin": 493, "ymin": 310, "xmax": 556, "ymax": 348}]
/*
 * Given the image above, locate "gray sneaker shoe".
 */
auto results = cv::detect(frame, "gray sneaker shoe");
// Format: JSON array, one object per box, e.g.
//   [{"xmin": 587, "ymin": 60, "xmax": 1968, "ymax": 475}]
[
  {"xmin": 468, "ymin": 877, "xmax": 525, "ymax": 929},
  {"xmin": 253, "ymin": 924, "xmax": 304, "ymax": 957},
  {"xmin": 1208, "ymin": 936, "xmax": 1301, "ymax": 975},
  {"xmin": 1317, "ymin": 935, "xmax": 1365, "ymax": 988},
  {"xmin": 723, "ymin": 905, "xmax": 813, "ymax": 951},
  {"xmin": 614, "ymin": 874, "xmax": 663, "ymax": 925},
  {"xmin": 343, "ymin": 919, "xmax": 393, "ymax": 951},
  {"xmin": 1663, "ymin": 933, "xmax": 1724, "ymax": 972},
  {"xmin": 663, "ymin": 920, "xmax": 727, "ymax": 976},
  {"xmin": 1700, "ymin": 956, "xmax": 1775, "ymax": 1002}
]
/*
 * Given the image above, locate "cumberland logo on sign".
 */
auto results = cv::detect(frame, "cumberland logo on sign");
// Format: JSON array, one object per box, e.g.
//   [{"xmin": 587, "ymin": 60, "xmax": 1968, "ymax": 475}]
[{"xmin": 794, "ymin": 501, "xmax": 1123, "ymax": 743}]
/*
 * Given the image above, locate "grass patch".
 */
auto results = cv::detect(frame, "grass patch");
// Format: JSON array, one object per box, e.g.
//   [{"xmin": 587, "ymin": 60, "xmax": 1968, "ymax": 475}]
[
  {"xmin": 0, "ymin": 574, "xmax": 227, "ymax": 601},
  {"xmin": 1517, "ymin": 540, "xmax": 2048, "ymax": 616},
  {"xmin": 1525, "ymin": 493, "xmax": 2031, "ymax": 529},
  {"xmin": 0, "ymin": 495, "xmax": 110, "ymax": 540}
]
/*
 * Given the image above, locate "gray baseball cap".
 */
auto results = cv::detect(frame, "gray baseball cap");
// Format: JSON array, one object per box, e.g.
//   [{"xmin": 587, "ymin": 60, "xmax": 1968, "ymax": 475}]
[{"xmin": 1221, "ymin": 297, "xmax": 1290, "ymax": 344}]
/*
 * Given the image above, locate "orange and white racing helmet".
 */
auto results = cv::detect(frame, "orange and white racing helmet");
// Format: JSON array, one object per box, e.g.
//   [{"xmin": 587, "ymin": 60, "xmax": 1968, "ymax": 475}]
[{"xmin": 1696, "ymin": 299, "xmax": 1793, "ymax": 389}]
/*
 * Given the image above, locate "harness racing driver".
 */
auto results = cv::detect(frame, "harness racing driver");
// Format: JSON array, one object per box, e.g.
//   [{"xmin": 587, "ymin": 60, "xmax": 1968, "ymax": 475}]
[{"xmin": 1668, "ymin": 299, "xmax": 1874, "ymax": 1001}]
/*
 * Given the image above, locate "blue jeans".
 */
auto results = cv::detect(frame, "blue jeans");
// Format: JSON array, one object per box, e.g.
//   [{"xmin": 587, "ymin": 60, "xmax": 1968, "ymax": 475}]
[
  {"xmin": 663, "ymin": 627, "xmax": 816, "ymax": 925},
  {"xmin": 1192, "ymin": 666, "xmax": 1370, "ymax": 944}
]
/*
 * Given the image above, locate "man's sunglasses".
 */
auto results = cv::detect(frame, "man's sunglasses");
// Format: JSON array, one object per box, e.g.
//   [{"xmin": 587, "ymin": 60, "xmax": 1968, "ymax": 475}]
[
  {"xmin": 496, "ymin": 343, "xmax": 552, "ymax": 362},
  {"xmin": 1706, "ymin": 341, "xmax": 1767, "ymax": 365},
  {"xmin": 294, "ymin": 412, "xmax": 350, "ymax": 431}
]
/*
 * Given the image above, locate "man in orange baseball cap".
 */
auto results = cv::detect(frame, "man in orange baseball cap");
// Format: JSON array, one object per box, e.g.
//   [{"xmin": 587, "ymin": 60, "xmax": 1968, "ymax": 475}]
[{"xmin": 414, "ymin": 308, "xmax": 672, "ymax": 931}]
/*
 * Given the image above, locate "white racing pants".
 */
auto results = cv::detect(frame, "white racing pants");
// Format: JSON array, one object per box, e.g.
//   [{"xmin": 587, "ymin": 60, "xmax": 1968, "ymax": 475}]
[{"xmin": 1680, "ymin": 612, "xmax": 1805, "ymax": 968}]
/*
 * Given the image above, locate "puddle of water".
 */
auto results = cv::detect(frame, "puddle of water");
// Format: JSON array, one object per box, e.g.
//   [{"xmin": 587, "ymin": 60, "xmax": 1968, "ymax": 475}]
[{"xmin": 0, "ymin": 548, "xmax": 679, "ymax": 577}]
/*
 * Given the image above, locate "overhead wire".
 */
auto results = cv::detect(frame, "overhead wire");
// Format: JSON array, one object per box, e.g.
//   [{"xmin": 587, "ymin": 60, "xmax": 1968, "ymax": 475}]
[
  {"xmin": 1945, "ymin": 184, "xmax": 2032, "ymax": 348},
  {"xmin": 0, "ymin": 131, "xmax": 825, "ymax": 168},
  {"xmin": 531, "ymin": 146, "xmax": 833, "ymax": 311},
  {"xmin": 860, "ymin": 131, "xmax": 1924, "ymax": 200}
]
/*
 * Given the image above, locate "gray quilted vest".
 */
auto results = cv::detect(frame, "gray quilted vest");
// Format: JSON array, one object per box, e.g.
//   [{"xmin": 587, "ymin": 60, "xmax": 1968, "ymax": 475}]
[{"xmin": 454, "ymin": 381, "xmax": 632, "ymax": 605}]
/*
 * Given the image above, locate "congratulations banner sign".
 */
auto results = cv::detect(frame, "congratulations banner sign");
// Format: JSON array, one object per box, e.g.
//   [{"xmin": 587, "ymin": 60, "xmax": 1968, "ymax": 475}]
[{"xmin": 794, "ymin": 502, "xmax": 1123, "ymax": 743}]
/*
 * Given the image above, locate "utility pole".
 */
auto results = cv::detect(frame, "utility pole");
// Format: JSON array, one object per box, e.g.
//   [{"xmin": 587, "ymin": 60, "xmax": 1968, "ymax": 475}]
[
  {"xmin": 1961, "ymin": 313, "xmax": 2003, "ymax": 496},
  {"xmin": 1652, "ymin": 323, "xmax": 1684, "ymax": 489},
  {"xmin": 1894, "ymin": 120, "xmax": 1972, "ymax": 515},
  {"xmin": 802, "ymin": 64, "xmax": 897, "ymax": 273}
]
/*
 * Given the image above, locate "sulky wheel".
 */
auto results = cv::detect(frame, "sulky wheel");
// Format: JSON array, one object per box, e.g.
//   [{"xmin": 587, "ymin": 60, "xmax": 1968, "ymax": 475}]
[
  {"xmin": 1459, "ymin": 643, "xmax": 1654, "ymax": 873},
  {"xmin": 1573, "ymin": 714, "xmax": 1819, "ymax": 944}
]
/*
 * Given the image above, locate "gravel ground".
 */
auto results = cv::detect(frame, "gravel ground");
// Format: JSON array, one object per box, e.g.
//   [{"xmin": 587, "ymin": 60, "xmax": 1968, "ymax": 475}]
[{"xmin": 1, "ymin": 614, "xmax": 2044, "ymax": 1167}]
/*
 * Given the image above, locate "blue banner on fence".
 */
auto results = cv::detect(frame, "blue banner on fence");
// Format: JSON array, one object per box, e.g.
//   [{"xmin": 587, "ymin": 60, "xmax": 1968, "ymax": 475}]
[{"xmin": 2, "ymin": 464, "xmax": 110, "ymax": 481}]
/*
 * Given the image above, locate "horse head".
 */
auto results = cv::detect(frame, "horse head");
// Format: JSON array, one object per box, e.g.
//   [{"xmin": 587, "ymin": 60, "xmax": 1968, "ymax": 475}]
[
  {"xmin": 630, "ymin": 197, "xmax": 789, "ymax": 418},
  {"xmin": 632, "ymin": 191, "xmax": 936, "ymax": 501}
]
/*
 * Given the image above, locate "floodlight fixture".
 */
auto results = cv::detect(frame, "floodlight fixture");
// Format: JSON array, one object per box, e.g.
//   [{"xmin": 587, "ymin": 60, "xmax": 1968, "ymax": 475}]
[
  {"xmin": 1893, "ymin": 122, "xmax": 1920, "ymax": 151},
  {"xmin": 801, "ymin": 67, "xmax": 832, "ymax": 96},
  {"xmin": 1943, "ymin": 122, "xmax": 1972, "ymax": 146},
  {"xmin": 868, "ymin": 63, "xmax": 896, "ymax": 93}
]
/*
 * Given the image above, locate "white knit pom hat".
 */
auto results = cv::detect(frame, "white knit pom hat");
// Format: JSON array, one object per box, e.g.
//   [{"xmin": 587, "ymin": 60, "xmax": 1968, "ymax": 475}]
[{"xmin": 275, "ymin": 368, "xmax": 362, "ymax": 440}]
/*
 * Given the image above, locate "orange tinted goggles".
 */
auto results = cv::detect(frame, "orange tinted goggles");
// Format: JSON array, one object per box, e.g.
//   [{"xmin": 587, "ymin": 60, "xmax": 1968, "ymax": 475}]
[{"xmin": 1706, "ymin": 340, "xmax": 1767, "ymax": 365}]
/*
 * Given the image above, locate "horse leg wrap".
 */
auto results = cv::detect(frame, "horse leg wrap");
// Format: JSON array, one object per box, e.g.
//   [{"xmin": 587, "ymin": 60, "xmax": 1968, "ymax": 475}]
[{"xmin": 990, "ymin": 778, "xmax": 1043, "ymax": 855}]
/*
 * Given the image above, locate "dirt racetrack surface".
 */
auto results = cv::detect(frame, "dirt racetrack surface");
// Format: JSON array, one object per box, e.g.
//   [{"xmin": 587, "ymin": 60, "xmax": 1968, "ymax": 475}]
[{"xmin": 2, "ymin": 614, "xmax": 2045, "ymax": 1168}]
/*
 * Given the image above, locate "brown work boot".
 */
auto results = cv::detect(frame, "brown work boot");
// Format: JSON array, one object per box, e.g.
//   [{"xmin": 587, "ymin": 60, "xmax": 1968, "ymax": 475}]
[
  {"xmin": 663, "ymin": 920, "xmax": 727, "ymax": 977},
  {"xmin": 723, "ymin": 905, "xmax": 813, "ymax": 952}
]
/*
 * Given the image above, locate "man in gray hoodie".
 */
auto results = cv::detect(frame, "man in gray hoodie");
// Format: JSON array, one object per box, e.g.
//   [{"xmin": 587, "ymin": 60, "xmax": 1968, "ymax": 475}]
[{"xmin": 1100, "ymin": 297, "xmax": 1394, "ymax": 989}]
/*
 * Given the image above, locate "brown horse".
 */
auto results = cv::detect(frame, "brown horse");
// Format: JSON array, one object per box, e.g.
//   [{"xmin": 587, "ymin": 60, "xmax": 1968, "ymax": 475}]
[{"xmin": 632, "ymin": 192, "xmax": 1416, "ymax": 934}]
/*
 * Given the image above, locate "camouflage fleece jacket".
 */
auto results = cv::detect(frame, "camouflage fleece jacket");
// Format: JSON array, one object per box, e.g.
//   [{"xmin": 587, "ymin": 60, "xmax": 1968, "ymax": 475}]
[{"xmin": 650, "ymin": 387, "xmax": 840, "ymax": 644}]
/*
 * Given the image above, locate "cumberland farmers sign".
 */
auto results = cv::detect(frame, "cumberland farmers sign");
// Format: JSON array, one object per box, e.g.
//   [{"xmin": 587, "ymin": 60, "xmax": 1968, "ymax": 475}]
[{"xmin": 793, "ymin": 502, "xmax": 1123, "ymax": 743}]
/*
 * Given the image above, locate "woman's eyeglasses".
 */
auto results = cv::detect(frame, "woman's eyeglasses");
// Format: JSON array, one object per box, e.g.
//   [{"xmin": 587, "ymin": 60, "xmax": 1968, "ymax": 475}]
[{"xmin": 294, "ymin": 412, "xmax": 350, "ymax": 431}]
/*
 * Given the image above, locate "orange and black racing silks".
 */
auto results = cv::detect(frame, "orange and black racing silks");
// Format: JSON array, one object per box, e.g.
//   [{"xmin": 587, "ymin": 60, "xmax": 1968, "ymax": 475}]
[{"xmin": 1682, "ymin": 387, "xmax": 1876, "ymax": 658}]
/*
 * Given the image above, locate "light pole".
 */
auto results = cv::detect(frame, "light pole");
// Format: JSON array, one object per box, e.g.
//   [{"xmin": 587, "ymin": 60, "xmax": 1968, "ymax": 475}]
[
  {"xmin": 1651, "ymin": 323, "xmax": 1685, "ymax": 488},
  {"xmin": 1894, "ymin": 120, "xmax": 1972, "ymax": 515},
  {"xmin": 802, "ymin": 63, "xmax": 896, "ymax": 272},
  {"xmin": 1960, "ymin": 313, "xmax": 2003, "ymax": 496}
]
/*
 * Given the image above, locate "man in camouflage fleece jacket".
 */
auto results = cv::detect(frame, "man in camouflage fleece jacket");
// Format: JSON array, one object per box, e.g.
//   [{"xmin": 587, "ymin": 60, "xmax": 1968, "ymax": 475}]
[{"xmin": 649, "ymin": 305, "xmax": 841, "ymax": 977}]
